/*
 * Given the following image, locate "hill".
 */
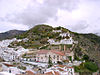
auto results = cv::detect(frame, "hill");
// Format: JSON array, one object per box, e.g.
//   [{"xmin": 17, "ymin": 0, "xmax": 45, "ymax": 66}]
[
  {"xmin": 72, "ymin": 33, "xmax": 100, "ymax": 68},
  {"xmin": 7, "ymin": 24, "xmax": 100, "ymax": 69},
  {"xmin": 0, "ymin": 30, "xmax": 26, "ymax": 41}
]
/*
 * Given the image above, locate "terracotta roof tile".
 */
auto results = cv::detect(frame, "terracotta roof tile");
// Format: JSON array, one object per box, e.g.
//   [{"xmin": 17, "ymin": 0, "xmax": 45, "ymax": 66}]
[
  {"xmin": 57, "ymin": 65, "xmax": 66, "ymax": 68},
  {"xmin": 51, "ymin": 50, "xmax": 65, "ymax": 56},
  {"xmin": 44, "ymin": 71, "xmax": 60, "ymax": 75},
  {"xmin": 3, "ymin": 63, "xmax": 14, "ymax": 67},
  {"xmin": 35, "ymin": 74, "xmax": 45, "ymax": 75},
  {"xmin": 54, "ymin": 71, "xmax": 60, "ymax": 75},
  {"xmin": 66, "ymin": 66, "xmax": 73, "ymax": 68},
  {"xmin": 45, "ymin": 71, "xmax": 53, "ymax": 75},
  {"xmin": 37, "ymin": 50, "xmax": 49, "ymax": 54},
  {"xmin": 58, "ymin": 68, "xmax": 64, "ymax": 71},
  {"xmin": 65, "ymin": 50, "xmax": 71, "ymax": 53},
  {"xmin": 25, "ymin": 71, "xmax": 35, "ymax": 75},
  {"xmin": 37, "ymin": 50, "xmax": 65, "ymax": 56}
]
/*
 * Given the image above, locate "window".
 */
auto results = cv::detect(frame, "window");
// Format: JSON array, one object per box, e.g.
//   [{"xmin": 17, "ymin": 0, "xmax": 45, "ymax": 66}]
[
  {"xmin": 53, "ymin": 55, "xmax": 55, "ymax": 59},
  {"xmin": 38, "ymin": 57, "xmax": 39, "ymax": 60},
  {"xmin": 66, "ymin": 56, "xmax": 68, "ymax": 59},
  {"xmin": 41, "ymin": 57, "xmax": 43, "ymax": 59},
  {"xmin": 71, "ymin": 69, "xmax": 72, "ymax": 71},
  {"xmin": 57, "ymin": 55, "xmax": 59, "ymax": 60},
  {"xmin": 45, "ymin": 54, "xmax": 47, "ymax": 57},
  {"xmin": 34, "ymin": 56, "xmax": 36, "ymax": 58},
  {"xmin": 49, "ymin": 55, "xmax": 51, "ymax": 58}
]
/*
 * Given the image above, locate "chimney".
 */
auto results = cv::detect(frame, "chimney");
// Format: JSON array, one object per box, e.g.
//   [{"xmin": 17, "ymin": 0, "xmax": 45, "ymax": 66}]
[{"xmin": 64, "ymin": 45, "xmax": 66, "ymax": 51}]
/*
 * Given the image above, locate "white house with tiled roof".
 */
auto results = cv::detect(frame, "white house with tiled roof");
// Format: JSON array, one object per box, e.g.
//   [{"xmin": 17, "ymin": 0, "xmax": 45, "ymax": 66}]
[
  {"xmin": 35, "ymin": 50, "xmax": 74, "ymax": 63},
  {"xmin": 48, "ymin": 29, "xmax": 78, "ymax": 45},
  {"xmin": 52, "ymin": 30, "xmax": 62, "ymax": 33},
  {"xmin": 59, "ymin": 32, "xmax": 70, "ymax": 37},
  {"xmin": 45, "ymin": 65, "xmax": 75, "ymax": 75},
  {"xmin": 48, "ymin": 38, "xmax": 74, "ymax": 45},
  {"xmin": 36, "ymin": 50, "xmax": 68, "ymax": 63}
]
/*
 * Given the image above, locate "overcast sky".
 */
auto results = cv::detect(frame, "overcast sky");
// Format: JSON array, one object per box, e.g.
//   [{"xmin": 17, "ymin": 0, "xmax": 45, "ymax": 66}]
[{"xmin": 0, "ymin": 0, "xmax": 100, "ymax": 34}]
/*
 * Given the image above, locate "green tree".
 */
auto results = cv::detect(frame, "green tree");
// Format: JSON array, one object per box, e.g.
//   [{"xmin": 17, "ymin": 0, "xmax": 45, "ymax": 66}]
[
  {"xmin": 82, "ymin": 54, "xmax": 89, "ymax": 61},
  {"xmin": 48, "ymin": 56, "xmax": 53, "ymax": 68},
  {"xmin": 68, "ymin": 56, "xmax": 72, "ymax": 62},
  {"xmin": 74, "ymin": 54, "xmax": 80, "ymax": 61}
]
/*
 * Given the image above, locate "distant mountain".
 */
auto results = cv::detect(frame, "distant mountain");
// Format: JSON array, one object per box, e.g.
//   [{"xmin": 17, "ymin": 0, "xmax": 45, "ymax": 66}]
[{"xmin": 0, "ymin": 30, "xmax": 26, "ymax": 41}]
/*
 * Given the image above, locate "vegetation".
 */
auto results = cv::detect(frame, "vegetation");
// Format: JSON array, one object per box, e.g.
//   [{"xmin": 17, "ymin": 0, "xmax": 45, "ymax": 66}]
[
  {"xmin": 7, "ymin": 24, "xmax": 100, "ymax": 69},
  {"xmin": 13, "ymin": 62, "xmax": 19, "ymax": 65},
  {"xmin": 48, "ymin": 56, "xmax": 53, "ymax": 68},
  {"xmin": 73, "ymin": 33, "xmax": 100, "ymax": 69},
  {"xmin": 22, "ymin": 53, "xmax": 27, "ymax": 58},
  {"xmin": 84, "ymin": 62, "xmax": 98, "ymax": 72},
  {"xmin": 74, "ymin": 62, "xmax": 98, "ymax": 73},
  {"xmin": 82, "ymin": 54, "xmax": 89, "ymax": 61},
  {"xmin": 68, "ymin": 56, "xmax": 72, "ymax": 62},
  {"xmin": 63, "ymin": 60, "xmax": 69, "ymax": 63},
  {"xmin": 66, "ymin": 44, "xmax": 72, "ymax": 48},
  {"xmin": 18, "ymin": 65, "xmax": 26, "ymax": 70},
  {"xmin": 74, "ymin": 54, "xmax": 80, "ymax": 61},
  {"xmin": 40, "ymin": 45, "xmax": 49, "ymax": 49}
]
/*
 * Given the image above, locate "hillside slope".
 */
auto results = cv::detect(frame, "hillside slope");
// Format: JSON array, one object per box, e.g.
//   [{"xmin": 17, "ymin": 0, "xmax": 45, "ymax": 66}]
[
  {"xmin": 8, "ymin": 24, "xmax": 100, "ymax": 68},
  {"xmin": 72, "ymin": 33, "xmax": 100, "ymax": 68}
]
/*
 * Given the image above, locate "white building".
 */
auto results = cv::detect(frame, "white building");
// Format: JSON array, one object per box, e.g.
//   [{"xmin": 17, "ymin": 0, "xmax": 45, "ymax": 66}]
[
  {"xmin": 48, "ymin": 37, "xmax": 74, "ymax": 45},
  {"xmin": 0, "ymin": 72, "xmax": 15, "ymax": 75},
  {"xmin": 0, "ymin": 38, "xmax": 29, "ymax": 62},
  {"xmin": 52, "ymin": 30, "xmax": 62, "ymax": 33},
  {"xmin": 36, "ymin": 50, "xmax": 67, "ymax": 63},
  {"xmin": 45, "ymin": 65, "xmax": 75, "ymax": 75},
  {"xmin": 60, "ymin": 32, "xmax": 70, "ymax": 37}
]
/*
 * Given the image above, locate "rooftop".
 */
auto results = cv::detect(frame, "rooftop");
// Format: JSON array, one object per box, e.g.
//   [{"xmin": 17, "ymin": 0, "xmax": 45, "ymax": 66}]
[
  {"xmin": 37, "ymin": 50, "xmax": 65, "ymax": 56},
  {"xmin": 45, "ymin": 71, "xmax": 60, "ymax": 75}
]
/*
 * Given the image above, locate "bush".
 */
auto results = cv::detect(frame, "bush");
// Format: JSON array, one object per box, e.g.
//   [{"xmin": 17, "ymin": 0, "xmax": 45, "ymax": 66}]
[
  {"xmin": 84, "ymin": 62, "xmax": 98, "ymax": 72},
  {"xmin": 82, "ymin": 54, "xmax": 89, "ymax": 61},
  {"xmin": 74, "ymin": 66, "xmax": 80, "ymax": 72},
  {"xmin": 63, "ymin": 60, "xmax": 69, "ymax": 63},
  {"xmin": 18, "ymin": 66, "xmax": 26, "ymax": 70},
  {"xmin": 74, "ymin": 54, "xmax": 80, "ymax": 61},
  {"xmin": 68, "ymin": 56, "xmax": 72, "ymax": 62}
]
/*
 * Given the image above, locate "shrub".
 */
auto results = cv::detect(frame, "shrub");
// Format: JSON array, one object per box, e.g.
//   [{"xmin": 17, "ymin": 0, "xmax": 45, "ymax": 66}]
[
  {"xmin": 48, "ymin": 56, "xmax": 53, "ymax": 68},
  {"xmin": 68, "ymin": 56, "xmax": 72, "ymax": 62},
  {"xmin": 84, "ymin": 62, "xmax": 98, "ymax": 72},
  {"xmin": 74, "ymin": 66, "xmax": 80, "ymax": 72},
  {"xmin": 18, "ymin": 66, "xmax": 26, "ymax": 70},
  {"xmin": 74, "ymin": 54, "xmax": 80, "ymax": 61},
  {"xmin": 82, "ymin": 54, "xmax": 89, "ymax": 61}
]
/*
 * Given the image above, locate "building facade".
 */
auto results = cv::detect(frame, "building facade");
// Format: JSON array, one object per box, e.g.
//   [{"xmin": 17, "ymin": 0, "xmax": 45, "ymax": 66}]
[{"xmin": 36, "ymin": 50, "xmax": 73, "ymax": 63}]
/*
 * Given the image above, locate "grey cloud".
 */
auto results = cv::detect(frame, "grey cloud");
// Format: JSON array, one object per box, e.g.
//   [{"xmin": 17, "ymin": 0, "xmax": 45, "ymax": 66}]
[
  {"xmin": 1, "ymin": 0, "xmax": 100, "ymax": 34},
  {"xmin": 44, "ymin": 0, "xmax": 80, "ymax": 11},
  {"xmin": 70, "ymin": 20, "xmax": 89, "ymax": 32},
  {"xmin": 2, "ymin": 0, "xmax": 80, "ymax": 27}
]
